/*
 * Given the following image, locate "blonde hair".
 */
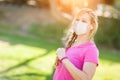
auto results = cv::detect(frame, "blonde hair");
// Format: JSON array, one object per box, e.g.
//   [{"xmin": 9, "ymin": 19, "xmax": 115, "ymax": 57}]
[{"xmin": 54, "ymin": 8, "xmax": 98, "ymax": 67}]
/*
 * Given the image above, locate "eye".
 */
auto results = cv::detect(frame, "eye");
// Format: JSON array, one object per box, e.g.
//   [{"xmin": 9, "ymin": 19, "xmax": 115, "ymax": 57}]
[
  {"xmin": 81, "ymin": 20, "xmax": 87, "ymax": 23},
  {"xmin": 76, "ymin": 18, "xmax": 80, "ymax": 21}
]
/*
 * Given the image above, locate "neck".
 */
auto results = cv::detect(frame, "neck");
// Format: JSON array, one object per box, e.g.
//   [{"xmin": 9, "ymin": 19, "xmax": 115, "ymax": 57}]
[{"xmin": 73, "ymin": 34, "xmax": 93, "ymax": 46}]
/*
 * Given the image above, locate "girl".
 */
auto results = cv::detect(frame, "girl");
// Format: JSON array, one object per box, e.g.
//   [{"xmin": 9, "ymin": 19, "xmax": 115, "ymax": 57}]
[{"xmin": 53, "ymin": 8, "xmax": 99, "ymax": 80}]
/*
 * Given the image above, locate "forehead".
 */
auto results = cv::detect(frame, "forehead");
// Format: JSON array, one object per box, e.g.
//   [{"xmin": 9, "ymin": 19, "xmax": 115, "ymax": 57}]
[{"xmin": 77, "ymin": 13, "xmax": 91, "ymax": 21}]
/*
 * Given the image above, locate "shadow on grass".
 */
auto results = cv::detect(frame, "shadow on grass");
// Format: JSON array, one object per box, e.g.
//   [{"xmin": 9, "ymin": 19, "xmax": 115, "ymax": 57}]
[
  {"xmin": 0, "ymin": 51, "xmax": 55, "ymax": 80},
  {"xmin": 0, "ymin": 31, "xmax": 61, "ymax": 51},
  {"xmin": 0, "ymin": 52, "xmax": 50, "ymax": 74},
  {"xmin": 0, "ymin": 72, "xmax": 54, "ymax": 80}
]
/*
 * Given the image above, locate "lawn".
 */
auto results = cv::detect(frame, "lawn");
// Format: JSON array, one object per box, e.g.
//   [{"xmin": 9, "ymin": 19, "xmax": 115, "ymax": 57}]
[
  {"xmin": 0, "ymin": 24, "xmax": 120, "ymax": 80},
  {"xmin": 0, "ymin": 32, "xmax": 59, "ymax": 80}
]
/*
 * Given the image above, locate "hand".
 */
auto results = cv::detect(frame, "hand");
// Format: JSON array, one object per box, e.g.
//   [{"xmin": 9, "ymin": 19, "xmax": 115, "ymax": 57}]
[{"xmin": 56, "ymin": 48, "xmax": 66, "ymax": 60}]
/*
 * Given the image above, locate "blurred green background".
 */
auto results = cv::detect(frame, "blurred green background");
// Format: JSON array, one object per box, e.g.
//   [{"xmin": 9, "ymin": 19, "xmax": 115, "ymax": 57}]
[{"xmin": 0, "ymin": 0, "xmax": 120, "ymax": 80}]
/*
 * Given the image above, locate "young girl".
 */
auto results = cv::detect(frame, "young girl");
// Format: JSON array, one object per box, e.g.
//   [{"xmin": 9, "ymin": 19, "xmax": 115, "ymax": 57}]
[{"xmin": 53, "ymin": 8, "xmax": 99, "ymax": 80}]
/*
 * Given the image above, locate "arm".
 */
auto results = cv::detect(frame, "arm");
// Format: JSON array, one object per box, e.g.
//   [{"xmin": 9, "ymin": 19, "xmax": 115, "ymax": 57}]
[{"xmin": 62, "ymin": 59, "xmax": 97, "ymax": 80}]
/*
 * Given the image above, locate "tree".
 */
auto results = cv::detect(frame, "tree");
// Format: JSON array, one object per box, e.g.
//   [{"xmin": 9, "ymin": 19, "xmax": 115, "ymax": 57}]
[
  {"xmin": 4, "ymin": 0, "xmax": 27, "ymax": 5},
  {"xmin": 49, "ymin": 0, "xmax": 99, "ymax": 23},
  {"xmin": 100, "ymin": 0, "xmax": 115, "ymax": 5}
]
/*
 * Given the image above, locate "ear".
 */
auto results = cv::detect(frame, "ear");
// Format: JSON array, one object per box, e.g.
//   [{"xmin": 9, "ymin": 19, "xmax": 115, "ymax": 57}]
[
  {"xmin": 90, "ymin": 23, "xmax": 95, "ymax": 30},
  {"xmin": 90, "ymin": 25, "xmax": 93, "ymax": 30}
]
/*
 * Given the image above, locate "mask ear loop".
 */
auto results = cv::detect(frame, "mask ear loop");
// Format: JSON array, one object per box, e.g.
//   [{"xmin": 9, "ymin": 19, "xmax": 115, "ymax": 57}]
[{"xmin": 87, "ymin": 21, "xmax": 95, "ymax": 42}]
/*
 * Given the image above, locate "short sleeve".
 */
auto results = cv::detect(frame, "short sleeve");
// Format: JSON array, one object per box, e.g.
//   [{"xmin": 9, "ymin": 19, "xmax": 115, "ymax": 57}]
[{"xmin": 84, "ymin": 47, "xmax": 99, "ymax": 66}]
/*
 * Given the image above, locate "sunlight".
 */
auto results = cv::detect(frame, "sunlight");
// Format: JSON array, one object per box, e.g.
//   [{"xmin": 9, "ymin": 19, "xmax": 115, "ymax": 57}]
[
  {"xmin": 0, "ymin": 40, "xmax": 11, "ymax": 48},
  {"xmin": 27, "ymin": 0, "xmax": 36, "ymax": 6},
  {"xmin": 83, "ymin": 0, "xmax": 89, "ymax": 7},
  {"xmin": 0, "ymin": 40, "xmax": 47, "ymax": 59},
  {"xmin": 57, "ymin": 0, "xmax": 97, "ymax": 8},
  {"xmin": 56, "ymin": 0, "xmax": 98, "ymax": 15}
]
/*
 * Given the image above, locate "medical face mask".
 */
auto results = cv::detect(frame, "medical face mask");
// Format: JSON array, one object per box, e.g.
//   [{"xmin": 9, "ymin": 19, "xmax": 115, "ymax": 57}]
[{"xmin": 73, "ymin": 21, "xmax": 88, "ymax": 35}]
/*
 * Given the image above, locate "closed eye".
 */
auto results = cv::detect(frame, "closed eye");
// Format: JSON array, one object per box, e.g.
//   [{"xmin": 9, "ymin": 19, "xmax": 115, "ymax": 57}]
[
  {"xmin": 76, "ymin": 18, "xmax": 80, "ymax": 21},
  {"xmin": 82, "ymin": 20, "xmax": 87, "ymax": 23}
]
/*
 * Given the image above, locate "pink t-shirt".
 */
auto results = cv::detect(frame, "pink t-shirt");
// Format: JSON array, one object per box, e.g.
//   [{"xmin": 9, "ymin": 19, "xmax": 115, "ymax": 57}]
[{"xmin": 53, "ymin": 42, "xmax": 99, "ymax": 80}]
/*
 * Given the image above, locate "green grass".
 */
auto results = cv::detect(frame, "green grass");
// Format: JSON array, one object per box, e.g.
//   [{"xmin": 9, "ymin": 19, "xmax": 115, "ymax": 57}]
[
  {"xmin": 93, "ymin": 49, "xmax": 120, "ymax": 80},
  {"xmin": 0, "ymin": 32, "xmax": 59, "ymax": 80}
]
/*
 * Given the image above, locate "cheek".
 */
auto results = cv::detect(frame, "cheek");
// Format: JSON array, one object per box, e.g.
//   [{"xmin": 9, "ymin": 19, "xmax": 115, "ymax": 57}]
[{"xmin": 73, "ymin": 25, "xmax": 78, "ymax": 31}]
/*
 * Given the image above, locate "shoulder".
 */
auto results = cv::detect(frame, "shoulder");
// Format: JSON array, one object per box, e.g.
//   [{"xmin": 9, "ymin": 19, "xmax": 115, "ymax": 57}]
[{"xmin": 85, "ymin": 42, "xmax": 99, "ymax": 56}]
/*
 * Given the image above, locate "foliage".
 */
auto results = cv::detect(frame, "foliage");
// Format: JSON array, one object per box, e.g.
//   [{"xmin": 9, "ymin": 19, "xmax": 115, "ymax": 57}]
[
  {"xmin": 27, "ymin": 23, "xmax": 67, "ymax": 41},
  {"xmin": 95, "ymin": 17, "xmax": 120, "ymax": 49}
]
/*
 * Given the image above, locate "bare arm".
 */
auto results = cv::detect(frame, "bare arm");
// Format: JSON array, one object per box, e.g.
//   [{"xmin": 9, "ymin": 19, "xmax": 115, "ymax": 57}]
[{"xmin": 62, "ymin": 59, "xmax": 97, "ymax": 80}]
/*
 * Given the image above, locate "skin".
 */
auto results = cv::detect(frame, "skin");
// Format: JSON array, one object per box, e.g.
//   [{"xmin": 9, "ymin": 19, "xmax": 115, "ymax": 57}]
[{"xmin": 56, "ymin": 13, "xmax": 97, "ymax": 80}]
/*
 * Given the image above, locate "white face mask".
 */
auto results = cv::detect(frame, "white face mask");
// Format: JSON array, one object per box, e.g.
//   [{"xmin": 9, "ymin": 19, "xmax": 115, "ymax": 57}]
[{"xmin": 73, "ymin": 21, "xmax": 88, "ymax": 35}]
